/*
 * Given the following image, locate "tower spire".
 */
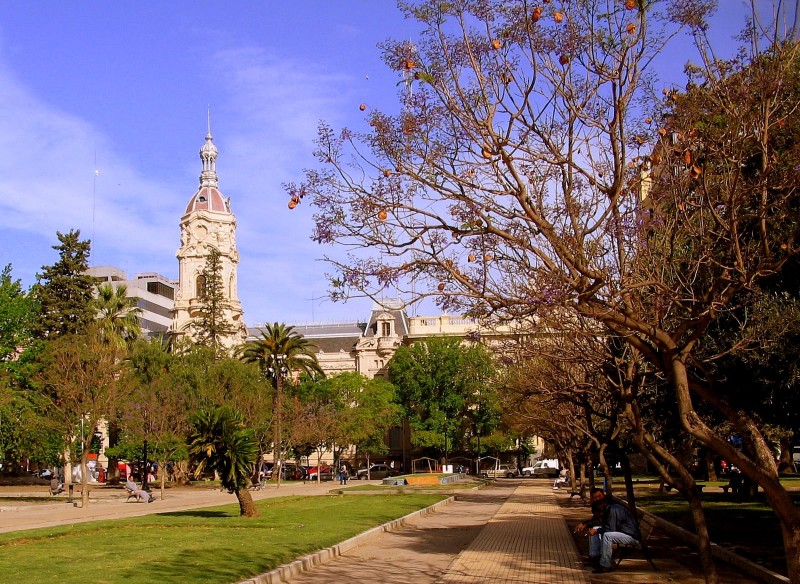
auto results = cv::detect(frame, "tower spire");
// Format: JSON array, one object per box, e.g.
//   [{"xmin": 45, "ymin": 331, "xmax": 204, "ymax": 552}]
[{"xmin": 199, "ymin": 110, "xmax": 218, "ymax": 188}]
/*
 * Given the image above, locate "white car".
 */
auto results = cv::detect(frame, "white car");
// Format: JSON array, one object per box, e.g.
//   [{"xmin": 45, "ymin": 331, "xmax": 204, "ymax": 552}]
[{"xmin": 521, "ymin": 460, "xmax": 560, "ymax": 478}]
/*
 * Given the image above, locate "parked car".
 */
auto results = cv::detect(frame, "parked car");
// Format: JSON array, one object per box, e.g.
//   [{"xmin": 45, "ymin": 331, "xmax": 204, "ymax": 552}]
[
  {"xmin": 306, "ymin": 465, "xmax": 334, "ymax": 481},
  {"xmin": 521, "ymin": 459, "xmax": 560, "ymax": 478},
  {"xmin": 480, "ymin": 464, "xmax": 518, "ymax": 479},
  {"xmin": 355, "ymin": 464, "xmax": 399, "ymax": 480},
  {"xmin": 278, "ymin": 463, "xmax": 305, "ymax": 481}
]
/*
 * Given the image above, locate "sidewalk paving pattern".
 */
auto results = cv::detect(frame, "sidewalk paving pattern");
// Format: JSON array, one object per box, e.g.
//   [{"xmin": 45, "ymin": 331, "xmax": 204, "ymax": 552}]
[{"xmin": 437, "ymin": 485, "xmax": 589, "ymax": 584}]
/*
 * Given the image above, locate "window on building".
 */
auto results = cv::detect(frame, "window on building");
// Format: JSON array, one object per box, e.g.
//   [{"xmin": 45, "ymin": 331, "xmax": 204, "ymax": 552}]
[
  {"xmin": 146, "ymin": 281, "xmax": 175, "ymax": 300},
  {"xmin": 196, "ymin": 275, "xmax": 206, "ymax": 299},
  {"xmin": 381, "ymin": 321, "xmax": 391, "ymax": 337}
]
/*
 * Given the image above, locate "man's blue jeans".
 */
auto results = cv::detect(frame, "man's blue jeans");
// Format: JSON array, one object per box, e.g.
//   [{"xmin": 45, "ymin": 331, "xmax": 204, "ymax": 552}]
[{"xmin": 589, "ymin": 531, "xmax": 639, "ymax": 568}]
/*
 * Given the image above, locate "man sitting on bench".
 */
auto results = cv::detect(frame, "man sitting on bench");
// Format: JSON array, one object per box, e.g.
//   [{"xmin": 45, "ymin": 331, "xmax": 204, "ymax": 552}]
[
  {"xmin": 49, "ymin": 476, "xmax": 64, "ymax": 496},
  {"xmin": 125, "ymin": 475, "xmax": 152, "ymax": 503},
  {"xmin": 574, "ymin": 489, "xmax": 641, "ymax": 573}
]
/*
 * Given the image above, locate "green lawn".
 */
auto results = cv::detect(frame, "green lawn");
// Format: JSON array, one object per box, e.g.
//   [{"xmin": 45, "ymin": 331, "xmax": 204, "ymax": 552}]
[{"xmin": 0, "ymin": 494, "xmax": 446, "ymax": 584}]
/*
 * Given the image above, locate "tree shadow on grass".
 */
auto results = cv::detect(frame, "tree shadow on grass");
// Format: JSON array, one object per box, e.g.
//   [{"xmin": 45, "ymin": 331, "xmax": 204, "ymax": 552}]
[
  {"xmin": 161, "ymin": 510, "xmax": 231, "ymax": 518},
  {"xmin": 115, "ymin": 545, "xmax": 283, "ymax": 584}
]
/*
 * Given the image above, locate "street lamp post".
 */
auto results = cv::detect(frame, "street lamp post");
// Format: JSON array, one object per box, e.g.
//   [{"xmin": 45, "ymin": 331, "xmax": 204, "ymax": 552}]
[
  {"xmin": 268, "ymin": 354, "xmax": 287, "ymax": 486},
  {"xmin": 142, "ymin": 439, "xmax": 150, "ymax": 492}
]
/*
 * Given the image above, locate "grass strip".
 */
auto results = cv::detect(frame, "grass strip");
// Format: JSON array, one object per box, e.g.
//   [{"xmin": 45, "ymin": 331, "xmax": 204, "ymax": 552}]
[{"xmin": 0, "ymin": 493, "xmax": 446, "ymax": 584}]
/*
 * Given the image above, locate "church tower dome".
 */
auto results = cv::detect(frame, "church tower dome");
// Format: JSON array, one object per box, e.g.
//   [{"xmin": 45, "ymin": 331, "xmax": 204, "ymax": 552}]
[{"xmin": 171, "ymin": 123, "xmax": 247, "ymax": 352}]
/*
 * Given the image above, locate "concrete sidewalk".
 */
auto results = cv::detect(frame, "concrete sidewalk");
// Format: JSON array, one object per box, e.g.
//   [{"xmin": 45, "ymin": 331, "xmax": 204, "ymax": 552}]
[{"xmin": 0, "ymin": 480, "xmax": 337, "ymax": 534}]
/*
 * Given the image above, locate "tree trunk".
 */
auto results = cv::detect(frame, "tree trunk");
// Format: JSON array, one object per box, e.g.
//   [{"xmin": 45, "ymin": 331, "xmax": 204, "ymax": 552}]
[
  {"xmin": 626, "ymin": 400, "xmax": 720, "ymax": 584},
  {"xmin": 670, "ymin": 357, "xmax": 800, "ymax": 583},
  {"xmin": 686, "ymin": 491, "xmax": 719, "ymax": 584},
  {"xmin": 235, "ymin": 488, "xmax": 259, "ymax": 517},
  {"xmin": 705, "ymin": 449, "xmax": 717, "ymax": 482},
  {"xmin": 621, "ymin": 455, "xmax": 637, "ymax": 517},
  {"xmin": 159, "ymin": 458, "xmax": 166, "ymax": 501},
  {"xmin": 566, "ymin": 451, "xmax": 577, "ymax": 492},
  {"xmin": 80, "ymin": 449, "xmax": 90, "ymax": 509}
]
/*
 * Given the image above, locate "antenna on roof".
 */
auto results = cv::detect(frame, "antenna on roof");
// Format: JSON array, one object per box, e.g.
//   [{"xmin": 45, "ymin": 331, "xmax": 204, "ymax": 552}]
[
  {"xmin": 91, "ymin": 149, "xmax": 99, "ymax": 266},
  {"xmin": 207, "ymin": 106, "xmax": 212, "ymax": 137}
]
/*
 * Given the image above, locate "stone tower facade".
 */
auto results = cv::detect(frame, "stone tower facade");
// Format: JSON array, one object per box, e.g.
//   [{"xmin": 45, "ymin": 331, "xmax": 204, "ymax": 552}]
[{"xmin": 171, "ymin": 129, "xmax": 246, "ymax": 352}]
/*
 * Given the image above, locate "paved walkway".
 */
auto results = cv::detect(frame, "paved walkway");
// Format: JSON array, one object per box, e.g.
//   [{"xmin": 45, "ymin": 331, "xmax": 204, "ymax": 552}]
[
  {"xmin": 0, "ymin": 480, "xmax": 336, "ymax": 533},
  {"xmin": 437, "ymin": 484, "xmax": 588, "ymax": 583},
  {"xmin": 278, "ymin": 482, "xmax": 589, "ymax": 584}
]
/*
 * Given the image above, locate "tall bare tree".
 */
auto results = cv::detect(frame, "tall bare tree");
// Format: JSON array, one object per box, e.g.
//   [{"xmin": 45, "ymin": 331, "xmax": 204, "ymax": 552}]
[{"xmin": 289, "ymin": 2, "xmax": 800, "ymax": 579}]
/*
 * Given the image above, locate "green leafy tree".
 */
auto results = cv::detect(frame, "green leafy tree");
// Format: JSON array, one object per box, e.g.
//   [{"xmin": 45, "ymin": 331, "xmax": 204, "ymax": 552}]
[
  {"xmin": 194, "ymin": 248, "xmax": 238, "ymax": 356},
  {"xmin": 123, "ymin": 338, "xmax": 194, "ymax": 497},
  {"xmin": 188, "ymin": 406, "xmax": 259, "ymax": 517},
  {"xmin": 197, "ymin": 355, "xmax": 269, "ymax": 480},
  {"xmin": 35, "ymin": 326, "xmax": 123, "ymax": 508},
  {"xmin": 345, "ymin": 374, "xmax": 402, "ymax": 468},
  {"xmin": 0, "ymin": 265, "xmax": 57, "ymax": 472},
  {"xmin": 389, "ymin": 337, "xmax": 495, "ymax": 459},
  {"xmin": 33, "ymin": 230, "xmax": 94, "ymax": 339},
  {"xmin": 237, "ymin": 323, "xmax": 324, "ymax": 480},
  {"xmin": 93, "ymin": 284, "xmax": 142, "ymax": 349},
  {"xmin": 0, "ymin": 264, "xmax": 36, "ymax": 362}
]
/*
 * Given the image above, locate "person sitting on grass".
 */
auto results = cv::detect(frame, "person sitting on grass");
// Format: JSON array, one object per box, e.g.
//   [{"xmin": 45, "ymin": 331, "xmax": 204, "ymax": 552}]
[
  {"xmin": 125, "ymin": 475, "xmax": 152, "ymax": 503},
  {"xmin": 574, "ymin": 488, "xmax": 641, "ymax": 573}
]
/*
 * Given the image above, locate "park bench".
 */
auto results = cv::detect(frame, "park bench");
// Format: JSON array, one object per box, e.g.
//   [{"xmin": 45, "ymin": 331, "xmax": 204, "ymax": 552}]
[
  {"xmin": 721, "ymin": 476, "xmax": 743, "ymax": 494},
  {"xmin": 249, "ymin": 478, "xmax": 266, "ymax": 491},
  {"xmin": 125, "ymin": 485, "xmax": 151, "ymax": 502},
  {"xmin": 612, "ymin": 512, "xmax": 658, "ymax": 570}
]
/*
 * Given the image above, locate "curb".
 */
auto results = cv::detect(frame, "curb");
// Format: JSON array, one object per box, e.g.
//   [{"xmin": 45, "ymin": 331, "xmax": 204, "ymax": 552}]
[{"xmin": 238, "ymin": 496, "xmax": 456, "ymax": 584}]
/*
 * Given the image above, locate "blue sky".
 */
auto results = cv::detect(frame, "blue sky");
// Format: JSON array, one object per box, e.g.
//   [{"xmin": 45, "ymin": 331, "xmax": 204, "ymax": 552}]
[{"xmin": 0, "ymin": 2, "xmax": 749, "ymax": 325}]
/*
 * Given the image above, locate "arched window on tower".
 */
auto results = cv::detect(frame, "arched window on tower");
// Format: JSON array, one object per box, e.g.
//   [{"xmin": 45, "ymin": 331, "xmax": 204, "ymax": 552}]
[{"xmin": 196, "ymin": 275, "xmax": 207, "ymax": 299}]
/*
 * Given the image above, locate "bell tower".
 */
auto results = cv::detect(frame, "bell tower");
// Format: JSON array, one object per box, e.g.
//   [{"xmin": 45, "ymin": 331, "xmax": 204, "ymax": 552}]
[{"xmin": 171, "ymin": 125, "xmax": 246, "ymax": 351}]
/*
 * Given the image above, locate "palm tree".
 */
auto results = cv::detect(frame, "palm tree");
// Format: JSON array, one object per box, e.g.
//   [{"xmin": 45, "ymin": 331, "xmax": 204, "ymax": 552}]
[
  {"xmin": 93, "ymin": 283, "xmax": 142, "ymax": 348},
  {"xmin": 188, "ymin": 407, "xmax": 259, "ymax": 517},
  {"xmin": 237, "ymin": 323, "xmax": 324, "ymax": 482}
]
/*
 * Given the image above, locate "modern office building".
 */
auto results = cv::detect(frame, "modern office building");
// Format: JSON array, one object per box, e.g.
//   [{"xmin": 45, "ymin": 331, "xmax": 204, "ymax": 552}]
[{"xmin": 85, "ymin": 266, "xmax": 176, "ymax": 336}]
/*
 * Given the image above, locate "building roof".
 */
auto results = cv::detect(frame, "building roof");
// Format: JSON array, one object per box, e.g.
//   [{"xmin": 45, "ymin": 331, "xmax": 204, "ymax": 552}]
[
  {"xmin": 184, "ymin": 129, "xmax": 231, "ymax": 215},
  {"xmin": 184, "ymin": 186, "xmax": 230, "ymax": 214}
]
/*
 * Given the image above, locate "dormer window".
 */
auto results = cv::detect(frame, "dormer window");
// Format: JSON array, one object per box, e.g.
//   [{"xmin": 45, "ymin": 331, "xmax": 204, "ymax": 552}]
[
  {"xmin": 381, "ymin": 321, "xmax": 391, "ymax": 337},
  {"xmin": 198, "ymin": 195, "xmax": 207, "ymax": 203}
]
